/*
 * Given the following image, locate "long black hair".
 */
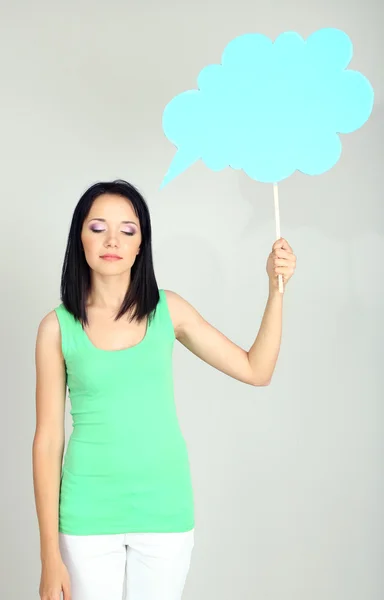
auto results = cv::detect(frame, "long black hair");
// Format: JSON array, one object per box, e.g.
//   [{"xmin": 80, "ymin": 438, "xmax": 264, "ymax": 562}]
[{"xmin": 60, "ymin": 179, "xmax": 159, "ymax": 327}]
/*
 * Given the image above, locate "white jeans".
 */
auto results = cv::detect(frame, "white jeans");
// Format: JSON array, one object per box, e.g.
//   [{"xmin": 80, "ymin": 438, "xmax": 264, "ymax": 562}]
[{"xmin": 58, "ymin": 528, "xmax": 195, "ymax": 600}]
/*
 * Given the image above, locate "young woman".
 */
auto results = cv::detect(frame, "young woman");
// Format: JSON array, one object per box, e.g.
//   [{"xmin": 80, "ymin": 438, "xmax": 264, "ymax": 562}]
[{"xmin": 32, "ymin": 179, "xmax": 296, "ymax": 600}]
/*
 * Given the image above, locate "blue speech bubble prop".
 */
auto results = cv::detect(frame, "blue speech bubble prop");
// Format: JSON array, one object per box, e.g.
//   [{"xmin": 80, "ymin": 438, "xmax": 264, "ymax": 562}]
[{"xmin": 160, "ymin": 28, "xmax": 374, "ymax": 189}]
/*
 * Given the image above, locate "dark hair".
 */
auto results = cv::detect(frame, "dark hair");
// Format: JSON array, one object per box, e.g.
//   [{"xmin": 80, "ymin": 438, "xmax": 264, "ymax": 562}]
[{"xmin": 60, "ymin": 179, "xmax": 159, "ymax": 327}]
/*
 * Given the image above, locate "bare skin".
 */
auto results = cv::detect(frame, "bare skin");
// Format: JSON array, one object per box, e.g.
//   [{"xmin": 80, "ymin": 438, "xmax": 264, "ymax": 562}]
[{"xmin": 33, "ymin": 192, "xmax": 296, "ymax": 599}]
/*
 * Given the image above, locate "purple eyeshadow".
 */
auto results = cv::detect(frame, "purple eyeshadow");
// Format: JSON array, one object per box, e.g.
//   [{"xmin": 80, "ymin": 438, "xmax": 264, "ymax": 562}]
[{"xmin": 89, "ymin": 225, "xmax": 136, "ymax": 234}]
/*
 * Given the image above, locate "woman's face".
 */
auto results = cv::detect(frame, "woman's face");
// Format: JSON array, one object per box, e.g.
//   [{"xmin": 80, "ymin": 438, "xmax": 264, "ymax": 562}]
[{"xmin": 81, "ymin": 193, "xmax": 142, "ymax": 274}]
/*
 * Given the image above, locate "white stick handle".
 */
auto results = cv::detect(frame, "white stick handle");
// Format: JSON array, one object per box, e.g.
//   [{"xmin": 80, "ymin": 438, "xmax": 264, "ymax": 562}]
[{"xmin": 273, "ymin": 183, "xmax": 284, "ymax": 294}]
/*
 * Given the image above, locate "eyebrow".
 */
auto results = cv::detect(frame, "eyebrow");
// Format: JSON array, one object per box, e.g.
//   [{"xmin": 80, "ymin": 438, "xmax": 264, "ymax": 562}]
[{"xmin": 87, "ymin": 218, "xmax": 138, "ymax": 225}]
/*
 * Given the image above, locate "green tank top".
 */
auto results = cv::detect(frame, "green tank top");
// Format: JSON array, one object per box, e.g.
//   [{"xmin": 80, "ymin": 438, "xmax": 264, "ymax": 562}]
[{"xmin": 54, "ymin": 288, "xmax": 195, "ymax": 535}]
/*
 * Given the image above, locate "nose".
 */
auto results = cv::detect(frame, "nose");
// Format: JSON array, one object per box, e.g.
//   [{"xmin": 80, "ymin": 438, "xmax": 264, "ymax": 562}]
[{"xmin": 105, "ymin": 235, "xmax": 119, "ymax": 248}]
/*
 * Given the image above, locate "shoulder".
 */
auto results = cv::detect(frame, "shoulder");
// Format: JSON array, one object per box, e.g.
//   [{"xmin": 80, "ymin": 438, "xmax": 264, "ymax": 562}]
[
  {"xmin": 162, "ymin": 289, "xmax": 188, "ymax": 314},
  {"xmin": 162, "ymin": 289, "xmax": 203, "ymax": 338},
  {"xmin": 162, "ymin": 289, "xmax": 180, "ymax": 305},
  {"xmin": 37, "ymin": 308, "xmax": 61, "ymax": 333},
  {"xmin": 36, "ymin": 308, "xmax": 62, "ymax": 345},
  {"xmin": 37, "ymin": 309, "xmax": 60, "ymax": 335}
]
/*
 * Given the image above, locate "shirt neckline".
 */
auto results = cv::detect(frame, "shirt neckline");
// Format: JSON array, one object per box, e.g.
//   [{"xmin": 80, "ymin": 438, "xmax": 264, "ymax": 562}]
[{"xmin": 80, "ymin": 314, "xmax": 151, "ymax": 353}]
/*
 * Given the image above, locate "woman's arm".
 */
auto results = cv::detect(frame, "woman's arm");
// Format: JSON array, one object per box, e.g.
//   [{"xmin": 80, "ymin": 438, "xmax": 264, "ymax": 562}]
[
  {"xmin": 166, "ymin": 288, "xmax": 280, "ymax": 386},
  {"xmin": 166, "ymin": 238, "xmax": 296, "ymax": 387},
  {"xmin": 32, "ymin": 311, "xmax": 66, "ymax": 563},
  {"xmin": 247, "ymin": 237, "xmax": 295, "ymax": 383},
  {"xmin": 247, "ymin": 286, "xmax": 283, "ymax": 385}
]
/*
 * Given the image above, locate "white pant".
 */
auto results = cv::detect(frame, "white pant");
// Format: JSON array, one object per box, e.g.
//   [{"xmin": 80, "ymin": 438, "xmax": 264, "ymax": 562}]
[{"xmin": 59, "ymin": 528, "xmax": 195, "ymax": 600}]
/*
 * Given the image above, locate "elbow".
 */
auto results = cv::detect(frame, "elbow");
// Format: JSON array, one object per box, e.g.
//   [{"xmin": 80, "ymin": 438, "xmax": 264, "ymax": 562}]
[
  {"xmin": 250, "ymin": 377, "xmax": 271, "ymax": 387},
  {"xmin": 247, "ymin": 362, "xmax": 273, "ymax": 387},
  {"xmin": 32, "ymin": 432, "xmax": 65, "ymax": 456}
]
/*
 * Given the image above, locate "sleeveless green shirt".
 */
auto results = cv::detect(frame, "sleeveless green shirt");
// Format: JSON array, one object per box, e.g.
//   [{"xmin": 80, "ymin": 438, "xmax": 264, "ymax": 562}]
[{"xmin": 54, "ymin": 289, "xmax": 195, "ymax": 535}]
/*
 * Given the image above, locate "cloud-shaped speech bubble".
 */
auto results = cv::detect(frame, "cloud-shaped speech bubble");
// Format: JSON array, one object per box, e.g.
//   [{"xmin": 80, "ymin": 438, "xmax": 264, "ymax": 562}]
[{"xmin": 160, "ymin": 28, "xmax": 374, "ymax": 189}]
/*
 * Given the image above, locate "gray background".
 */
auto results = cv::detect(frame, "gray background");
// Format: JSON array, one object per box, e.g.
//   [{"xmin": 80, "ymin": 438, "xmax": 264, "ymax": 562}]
[{"xmin": 1, "ymin": 0, "xmax": 382, "ymax": 598}]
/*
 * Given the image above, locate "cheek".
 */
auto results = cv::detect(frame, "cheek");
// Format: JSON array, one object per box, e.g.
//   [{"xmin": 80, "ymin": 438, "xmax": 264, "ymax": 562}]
[
  {"xmin": 123, "ymin": 236, "xmax": 141, "ymax": 254},
  {"xmin": 125, "ymin": 246, "xmax": 140, "ymax": 263},
  {"xmin": 81, "ymin": 233, "xmax": 99, "ymax": 259}
]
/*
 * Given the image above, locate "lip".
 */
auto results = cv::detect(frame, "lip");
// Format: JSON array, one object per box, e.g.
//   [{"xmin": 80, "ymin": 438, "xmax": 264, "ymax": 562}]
[{"xmin": 100, "ymin": 255, "xmax": 122, "ymax": 260}]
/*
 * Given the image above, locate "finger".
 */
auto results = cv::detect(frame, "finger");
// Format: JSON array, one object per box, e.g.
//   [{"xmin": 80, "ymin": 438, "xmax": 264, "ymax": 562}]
[
  {"xmin": 272, "ymin": 238, "xmax": 283, "ymax": 250},
  {"xmin": 273, "ymin": 248, "xmax": 292, "ymax": 259},
  {"xmin": 274, "ymin": 258, "xmax": 293, "ymax": 267},
  {"xmin": 281, "ymin": 238, "xmax": 293, "ymax": 252},
  {"xmin": 273, "ymin": 238, "xmax": 293, "ymax": 253},
  {"xmin": 63, "ymin": 584, "xmax": 72, "ymax": 600},
  {"xmin": 274, "ymin": 265, "xmax": 292, "ymax": 273}
]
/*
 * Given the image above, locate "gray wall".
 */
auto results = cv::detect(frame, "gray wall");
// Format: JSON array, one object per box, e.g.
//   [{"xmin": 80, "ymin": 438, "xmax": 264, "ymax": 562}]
[{"xmin": 1, "ymin": 1, "xmax": 382, "ymax": 598}]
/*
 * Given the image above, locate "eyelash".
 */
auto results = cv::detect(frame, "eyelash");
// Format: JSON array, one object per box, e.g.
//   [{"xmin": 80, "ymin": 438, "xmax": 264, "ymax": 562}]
[{"xmin": 91, "ymin": 230, "xmax": 135, "ymax": 236}]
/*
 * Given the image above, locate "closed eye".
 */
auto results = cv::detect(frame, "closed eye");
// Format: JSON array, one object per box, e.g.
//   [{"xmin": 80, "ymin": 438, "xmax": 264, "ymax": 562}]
[{"xmin": 91, "ymin": 230, "xmax": 135, "ymax": 236}]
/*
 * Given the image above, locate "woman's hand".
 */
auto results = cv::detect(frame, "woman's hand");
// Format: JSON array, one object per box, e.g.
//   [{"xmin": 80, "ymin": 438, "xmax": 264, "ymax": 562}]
[
  {"xmin": 39, "ymin": 555, "xmax": 72, "ymax": 600},
  {"xmin": 266, "ymin": 237, "xmax": 297, "ymax": 292}
]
